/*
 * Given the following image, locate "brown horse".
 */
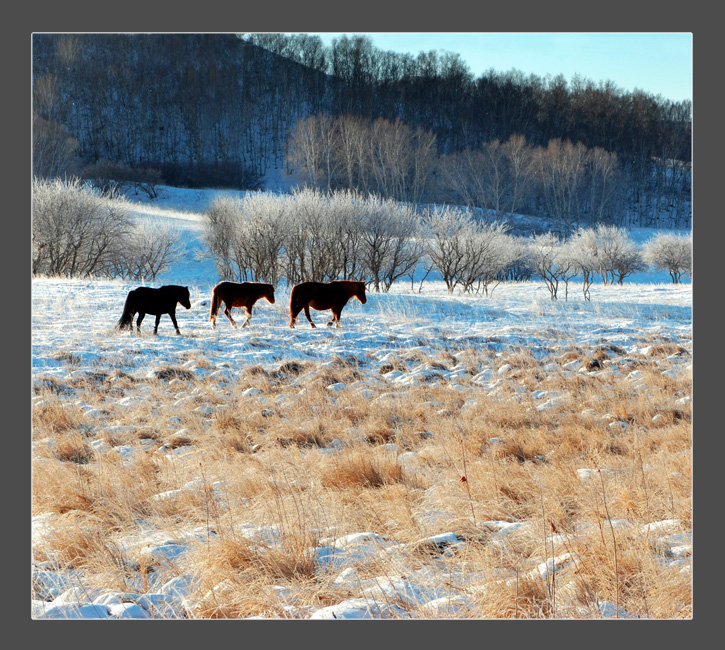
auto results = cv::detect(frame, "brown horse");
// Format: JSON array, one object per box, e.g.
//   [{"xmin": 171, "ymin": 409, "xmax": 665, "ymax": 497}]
[
  {"xmin": 289, "ymin": 280, "xmax": 367, "ymax": 329},
  {"xmin": 209, "ymin": 281, "xmax": 275, "ymax": 329}
]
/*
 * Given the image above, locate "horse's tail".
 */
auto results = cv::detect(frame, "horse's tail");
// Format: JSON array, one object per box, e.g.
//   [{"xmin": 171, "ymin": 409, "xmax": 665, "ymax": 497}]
[
  {"xmin": 289, "ymin": 285, "xmax": 301, "ymax": 317},
  {"xmin": 209, "ymin": 285, "xmax": 222, "ymax": 322},
  {"xmin": 289, "ymin": 285, "xmax": 302, "ymax": 326},
  {"xmin": 116, "ymin": 292, "xmax": 135, "ymax": 330}
]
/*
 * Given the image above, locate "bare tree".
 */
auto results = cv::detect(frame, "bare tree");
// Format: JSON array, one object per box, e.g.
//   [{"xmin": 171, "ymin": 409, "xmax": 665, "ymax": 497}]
[
  {"xmin": 288, "ymin": 114, "xmax": 339, "ymax": 191},
  {"xmin": 288, "ymin": 114, "xmax": 436, "ymax": 205},
  {"xmin": 586, "ymin": 147, "xmax": 622, "ymax": 224},
  {"xmin": 534, "ymin": 139, "xmax": 589, "ymax": 234},
  {"xmin": 80, "ymin": 160, "xmax": 164, "ymax": 199},
  {"xmin": 500, "ymin": 134, "xmax": 535, "ymax": 220},
  {"xmin": 33, "ymin": 112, "xmax": 80, "ymax": 179},
  {"xmin": 439, "ymin": 147, "xmax": 488, "ymax": 212},
  {"xmin": 440, "ymin": 134, "xmax": 534, "ymax": 222},
  {"xmin": 334, "ymin": 114, "xmax": 369, "ymax": 192}
]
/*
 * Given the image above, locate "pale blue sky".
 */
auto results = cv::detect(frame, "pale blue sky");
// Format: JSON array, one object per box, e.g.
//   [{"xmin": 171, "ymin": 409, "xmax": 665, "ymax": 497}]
[{"xmin": 309, "ymin": 33, "xmax": 692, "ymax": 103}]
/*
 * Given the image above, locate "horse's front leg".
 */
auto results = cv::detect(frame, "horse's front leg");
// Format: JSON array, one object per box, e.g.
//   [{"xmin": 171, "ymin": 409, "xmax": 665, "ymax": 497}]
[
  {"xmin": 304, "ymin": 305, "xmax": 316, "ymax": 328},
  {"xmin": 224, "ymin": 306, "xmax": 238, "ymax": 328},
  {"xmin": 169, "ymin": 312, "xmax": 181, "ymax": 335}
]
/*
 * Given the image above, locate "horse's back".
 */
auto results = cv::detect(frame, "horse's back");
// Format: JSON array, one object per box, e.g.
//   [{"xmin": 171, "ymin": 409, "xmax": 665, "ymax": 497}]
[
  {"xmin": 292, "ymin": 281, "xmax": 332, "ymax": 302},
  {"xmin": 128, "ymin": 285, "xmax": 188, "ymax": 313},
  {"xmin": 215, "ymin": 281, "xmax": 273, "ymax": 306}
]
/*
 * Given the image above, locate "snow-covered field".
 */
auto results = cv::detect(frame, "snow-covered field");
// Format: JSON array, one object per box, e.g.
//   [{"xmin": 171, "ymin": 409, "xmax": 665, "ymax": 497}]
[{"xmin": 31, "ymin": 186, "xmax": 692, "ymax": 619}]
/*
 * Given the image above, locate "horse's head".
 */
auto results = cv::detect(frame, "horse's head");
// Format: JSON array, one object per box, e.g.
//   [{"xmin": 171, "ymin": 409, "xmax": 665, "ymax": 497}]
[
  {"xmin": 180, "ymin": 287, "xmax": 191, "ymax": 310},
  {"xmin": 356, "ymin": 281, "xmax": 367, "ymax": 304},
  {"xmin": 266, "ymin": 284, "xmax": 276, "ymax": 304}
]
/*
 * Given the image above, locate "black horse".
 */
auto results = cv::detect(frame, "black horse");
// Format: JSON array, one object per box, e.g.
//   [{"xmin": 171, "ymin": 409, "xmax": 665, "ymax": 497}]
[{"xmin": 116, "ymin": 285, "xmax": 191, "ymax": 335}]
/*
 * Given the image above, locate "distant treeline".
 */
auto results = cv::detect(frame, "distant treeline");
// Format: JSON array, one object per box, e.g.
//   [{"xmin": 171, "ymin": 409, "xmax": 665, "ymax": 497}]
[{"xmin": 32, "ymin": 33, "xmax": 691, "ymax": 228}]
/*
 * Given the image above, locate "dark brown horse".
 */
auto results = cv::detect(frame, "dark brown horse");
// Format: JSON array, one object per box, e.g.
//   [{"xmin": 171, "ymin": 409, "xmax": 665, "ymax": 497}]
[
  {"xmin": 209, "ymin": 281, "xmax": 275, "ymax": 329},
  {"xmin": 289, "ymin": 280, "xmax": 367, "ymax": 329},
  {"xmin": 116, "ymin": 285, "xmax": 191, "ymax": 335}
]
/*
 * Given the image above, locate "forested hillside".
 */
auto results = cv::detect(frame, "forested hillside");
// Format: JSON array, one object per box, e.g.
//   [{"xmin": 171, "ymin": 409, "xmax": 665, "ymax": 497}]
[{"xmin": 32, "ymin": 33, "xmax": 691, "ymax": 230}]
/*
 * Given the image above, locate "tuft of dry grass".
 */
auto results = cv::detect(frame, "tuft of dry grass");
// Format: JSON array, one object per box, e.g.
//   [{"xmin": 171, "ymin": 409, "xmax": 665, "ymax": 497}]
[{"xmin": 320, "ymin": 448, "xmax": 406, "ymax": 490}]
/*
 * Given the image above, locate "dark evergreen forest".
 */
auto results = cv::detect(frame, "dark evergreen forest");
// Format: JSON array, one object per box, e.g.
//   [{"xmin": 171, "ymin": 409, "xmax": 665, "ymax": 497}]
[{"xmin": 32, "ymin": 33, "xmax": 691, "ymax": 230}]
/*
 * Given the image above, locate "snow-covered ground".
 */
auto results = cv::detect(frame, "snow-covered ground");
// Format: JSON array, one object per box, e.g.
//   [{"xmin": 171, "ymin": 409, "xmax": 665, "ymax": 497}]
[{"xmin": 31, "ymin": 186, "xmax": 692, "ymax": 619}]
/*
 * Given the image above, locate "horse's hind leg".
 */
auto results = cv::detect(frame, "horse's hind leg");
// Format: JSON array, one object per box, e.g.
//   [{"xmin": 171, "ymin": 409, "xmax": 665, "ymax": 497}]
[
  {"xmin": 154, "ymin": 314, "xmax": 162, "ymax": 335},
  {"xmin": 289, "ymin": 304, "xmax": 299, "ymax": 328},
  {"xmin": 242, "ymin": 306, "xmax": 252, "ymax": 328},
  {"xmin": 328, "ymin": 308, "xmax": 342, "ymax": 328},
  {"xmin": 136, "ymin": 313, "xmax": 145, "ymax": 333}
]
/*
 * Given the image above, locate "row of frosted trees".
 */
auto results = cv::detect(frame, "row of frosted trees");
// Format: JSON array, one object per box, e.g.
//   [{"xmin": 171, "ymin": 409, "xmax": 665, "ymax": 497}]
[{"xmin": 204, "ymin": 189, "xmax": 691, "ymax": 300}]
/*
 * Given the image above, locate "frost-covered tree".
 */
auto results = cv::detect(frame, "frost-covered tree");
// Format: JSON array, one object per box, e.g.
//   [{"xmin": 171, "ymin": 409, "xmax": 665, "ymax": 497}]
[
  {"xmin": 203, "ymin": 196, "xmax": 238, "ymax": 280},
  {"xmin": 423, "ymin": 208, "xmax": 522, "ymax": 295},
  {"xmin": 33, "ymin": 177, "xmax": 179, "ymax": 279},
  {"xmin": 642, "ymin": 232, "xmax": 692, "ymax": 284},
  {"xmin": 359, "ymin": 196, "xmax": 422, "ymax": 292},
  {"xmin": 423, "ymin": 206, "xmax": 477, "ymax": 294},
  {"xmin": 108, "ymin": 224, "xmax": 182, "ymax": 280},
  {"xmin": 594, "ymin": 224, "xmax": 645, "ymax": 285},
  {"xmin": 288, "ymin": 187, "xmax": 347, "ymax": 282},
  {"xmin": 527, "ymin": 232, "xmax": 576, "ymax": 300},
  {"xmin": 233, "ymin": 194, "xmax": 287, "ymax": 285},
  {"xmin": 33, "ymin": 177, "xmax": 132, "ymax": 277},
  {"xmin": 203, "ymin": 193, "xmax": 286, "ymax": 284},
  {"xmin": 459, "ymin": 222, "xmax": 518, "ymax": 296},
  {"xmin": 563, "ymin": 226, "xmax": 600, "ymax": 301}
]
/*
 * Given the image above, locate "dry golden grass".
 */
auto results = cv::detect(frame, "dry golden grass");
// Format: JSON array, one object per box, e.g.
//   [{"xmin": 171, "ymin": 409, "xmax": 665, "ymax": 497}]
[{"xmin": 31, "ymin": 343, "xmax": 692, "ymax": 618}]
